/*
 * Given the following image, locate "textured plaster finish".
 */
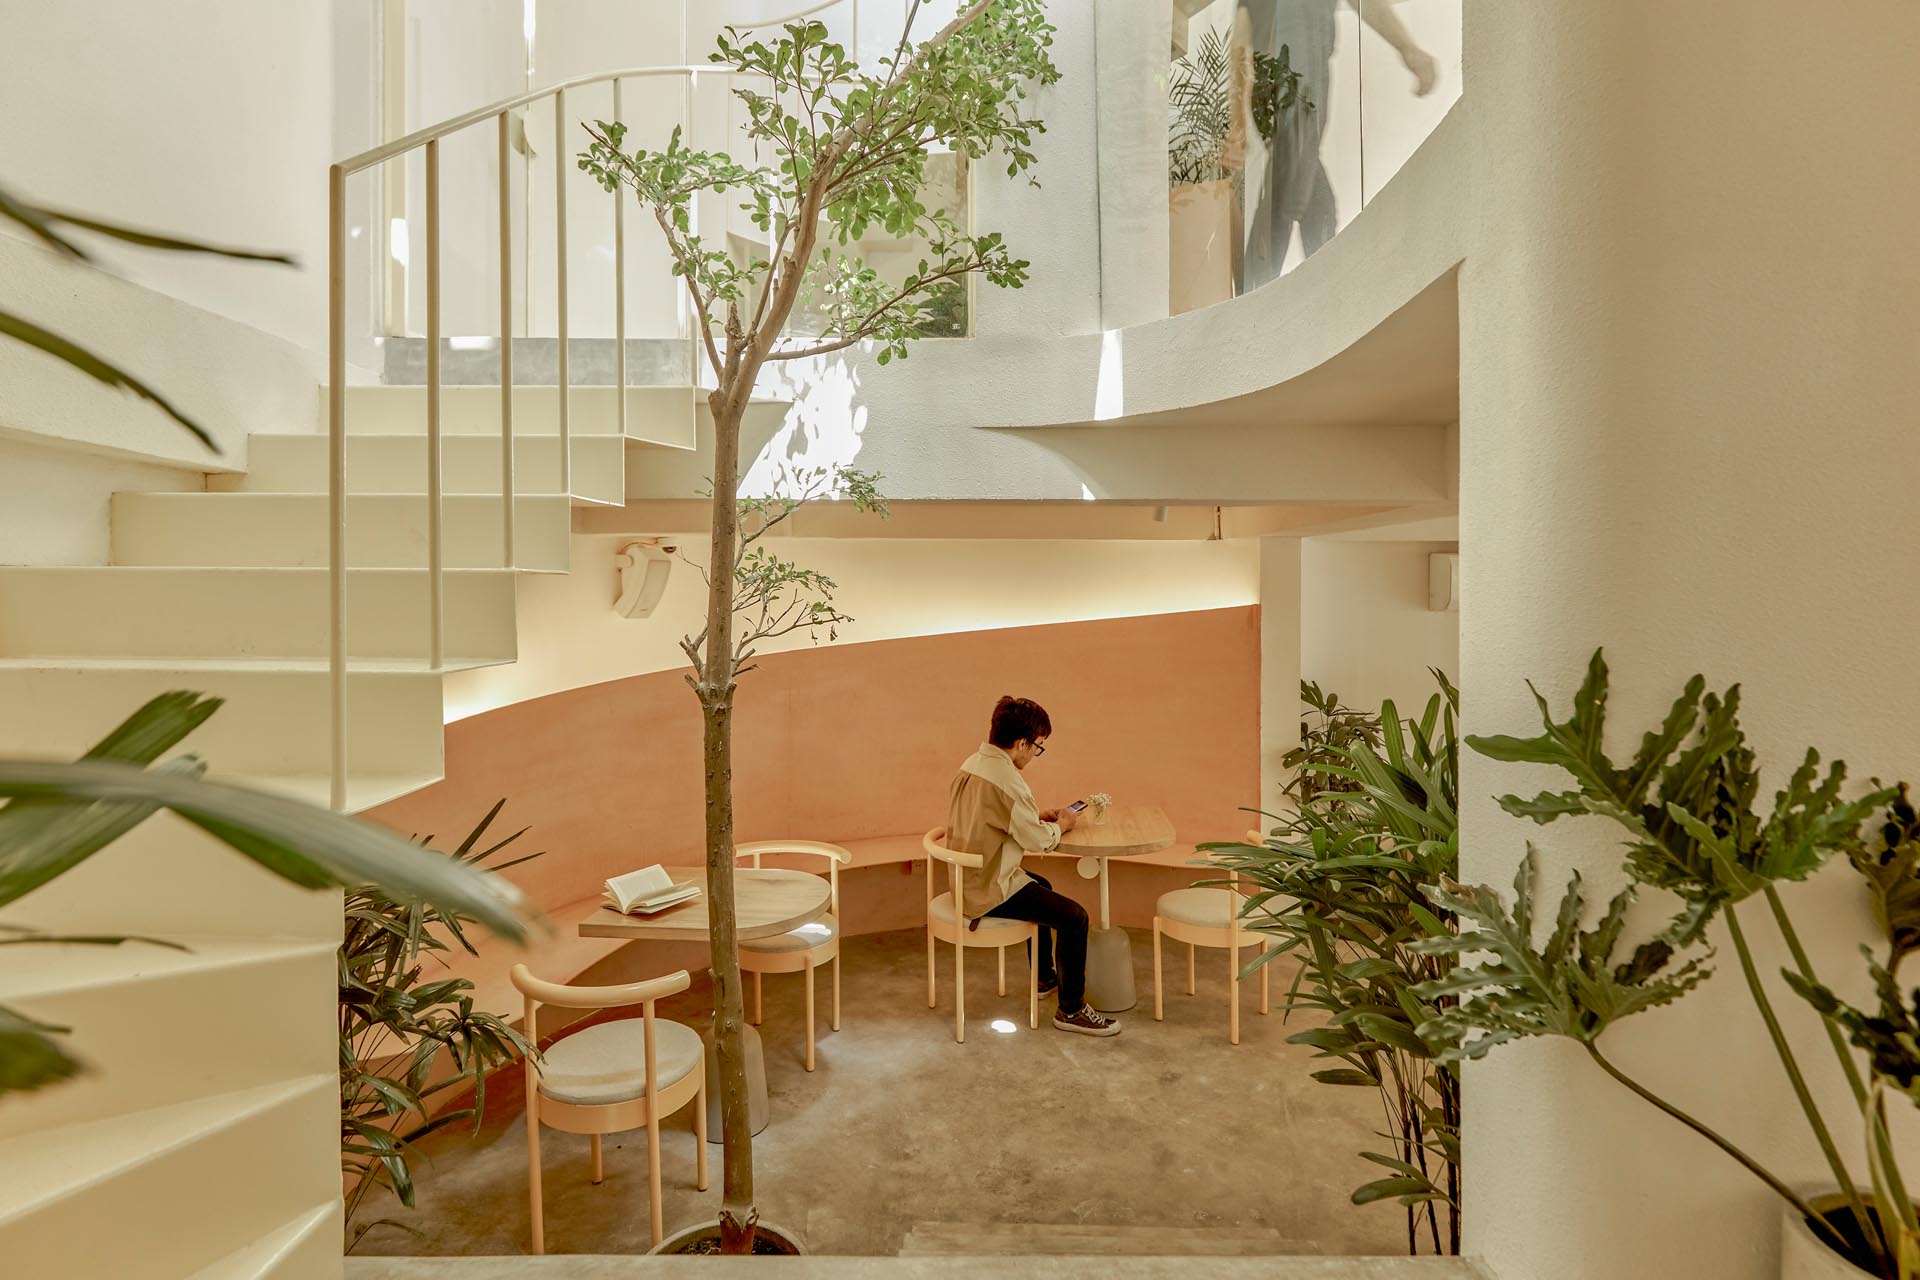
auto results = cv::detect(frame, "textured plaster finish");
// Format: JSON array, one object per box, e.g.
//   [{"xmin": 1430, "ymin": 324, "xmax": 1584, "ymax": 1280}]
[
  {"xmin": 1458, "ymin": 2, "xmax": 1920, "ymax": 1278},
  {"xmin": 348, "ymin": 928, "xmax": 1425, "ymax": 1260}
]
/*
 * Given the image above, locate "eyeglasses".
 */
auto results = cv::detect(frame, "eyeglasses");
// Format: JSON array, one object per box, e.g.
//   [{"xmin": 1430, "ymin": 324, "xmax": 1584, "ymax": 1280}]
[{"xmin": 1032, "ymin": 742, "xmax": 1047, "ymax": 757}]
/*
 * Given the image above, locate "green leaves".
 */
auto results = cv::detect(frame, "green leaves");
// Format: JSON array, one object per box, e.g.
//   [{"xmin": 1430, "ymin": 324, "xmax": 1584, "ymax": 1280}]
[
  {"xmin": 0, "ymin": 695, "xmax": 544, "ymax": 1098},
  {"xmin": 0, "ymin": 181, "xmax": 294, "ymax": 454},
  {"xmin": 1201, "ymin": 671, "xmax": 1460, "ymax": 1251},
  {"xmin": 1467, "ymin": 648, "xmax": 1893, "ymax": 931},
  {"xmin": 1412, "ymin": 852, "xmax": 1713, "ymax": 1063},
  {"xmin": 1787, "ymin": 953, "xmax": 1920, "ymax": 1103}
]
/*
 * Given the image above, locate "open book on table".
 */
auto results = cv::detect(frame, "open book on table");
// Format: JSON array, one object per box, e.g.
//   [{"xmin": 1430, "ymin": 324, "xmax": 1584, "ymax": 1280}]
[{"xmin": 603, "ymin": 865, "xmax": 701, "ymax": 915}]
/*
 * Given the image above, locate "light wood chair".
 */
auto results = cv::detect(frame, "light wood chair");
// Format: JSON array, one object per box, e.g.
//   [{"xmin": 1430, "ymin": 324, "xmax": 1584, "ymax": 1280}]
[
  {"xmin": 510, "ymin": 964, "xmax": 708, "ymax": 1252},
  {"xmin": 923, "ymin": 827, "xmax": 1040, "ymax": 1043},
  {"xmin": 1152, "ymin": 869, "xmax": 1272, "ymax": 1045},
  {"xmin": 736, "ymin": 839, "xmax": 849, "ymax": 1072}
]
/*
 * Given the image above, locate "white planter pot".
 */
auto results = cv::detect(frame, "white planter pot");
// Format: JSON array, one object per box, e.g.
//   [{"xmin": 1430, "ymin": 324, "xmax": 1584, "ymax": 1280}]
[{"xmin": 1780, "ymin": 1190, "xmax": 1879, "ymax": 1279}]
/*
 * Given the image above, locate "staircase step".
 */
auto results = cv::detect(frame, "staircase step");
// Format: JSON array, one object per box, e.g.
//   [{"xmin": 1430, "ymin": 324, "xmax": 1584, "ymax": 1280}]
[
  {"xmin": 0, "ymin": 938, "xmax": 337, "ymax": 1145},
  {"xmin": 0, "ymin": 566, "xmax": 518, "ymax": 664},
  {"xmin": 188, "ymin": 1203, "xmax": 340, "ymax": 1280},
  {"xmin": 897, "ymin": 1222, "xmax": 1323, "ymax": 1257},
  {"xmin": 212, "ymin": 431, "xmax": 626, "ymax": 505},
  {"xmin": 0, "ymin": 663, "xmax": 445, "ymax": 778},
  {"xmin": 0, "ymin": 1076, "xmax": 340, "ymax": 1280},
  {"xmin": 111, "ymin": 491, "xmax": 572, "ymax": 571},
  {"xmin": 332, "ymin": 384, "xmax": 696, "ymax": 446}
]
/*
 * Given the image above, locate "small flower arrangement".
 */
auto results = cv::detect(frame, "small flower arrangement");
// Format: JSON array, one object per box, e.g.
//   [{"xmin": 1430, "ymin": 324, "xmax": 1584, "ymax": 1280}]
[{"xmin": 1086, "ymin": 792, "xmax": 1113, "ymax": 824}]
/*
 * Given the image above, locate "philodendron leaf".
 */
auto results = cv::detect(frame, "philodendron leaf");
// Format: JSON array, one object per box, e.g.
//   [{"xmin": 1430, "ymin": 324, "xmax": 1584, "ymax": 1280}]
[{"xmin": 1412, "ymin": 850, "xmax": 1713, "ymax": 1063}]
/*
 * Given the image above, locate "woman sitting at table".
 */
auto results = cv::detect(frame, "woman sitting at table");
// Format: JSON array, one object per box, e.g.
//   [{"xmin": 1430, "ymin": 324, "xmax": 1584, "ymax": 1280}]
[{"xmin": 947, "ymin": 696, "xmax": 1122, "ymax": 1038}]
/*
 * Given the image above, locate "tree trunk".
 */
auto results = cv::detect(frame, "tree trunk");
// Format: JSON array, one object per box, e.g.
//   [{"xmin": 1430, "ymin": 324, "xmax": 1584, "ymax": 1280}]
[{"xmin": 698, "ymin": 389, "xmax": 755, "ymax": 1254}]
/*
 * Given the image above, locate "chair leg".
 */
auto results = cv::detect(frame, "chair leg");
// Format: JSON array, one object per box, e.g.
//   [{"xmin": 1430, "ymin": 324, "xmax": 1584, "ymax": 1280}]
[
  {"xmin": 589, "ymin": 1132, "xmax": 603, "ymax": 1185},
  {"xmin": 694, "ymin": 1061, "xmax": 709, "ymax": 1191},
  {"xmin": 1028, "ymin": 931, "xmax": 1039, "ymax": 1029},
  {"xmin": 954, "ymin": 937, "xmax": 966, "ymax": 1043},
  {"xmin": 997, "ymin": 944, "xmax": 1007, "ymax": 996},
  {"xmin": 804, "ymin": 956, "xmax": 817, "ymax": 1073},
  {"xmin": 1229, "ymin": 942, "xmax": 1241, "ymax": 1046},
  {"xmin": 832, "ymin": 951, "xmax": 842, "ymax": 1032},
  {"xmin": 1187, "ymin": 942, "xmax": 1195, "ymax": 995},
  {"xmin": 753, "ymin": 970, "xmax": 763, "ymax": 1026},
  {"xmin": 526, "ymin": 1103, "xmax": 545, "ymax": 1256},
  {"xmin": 926, "ymin": 925, "xmax": 936, "ymax": 1008},
  {"xmin": 1153, "ymin": 920, "xmax": 1164, "ymax": 1022},
  {"xmin": 646, "ymin": 1101, "xmax": 664, "ymax": 1247}
]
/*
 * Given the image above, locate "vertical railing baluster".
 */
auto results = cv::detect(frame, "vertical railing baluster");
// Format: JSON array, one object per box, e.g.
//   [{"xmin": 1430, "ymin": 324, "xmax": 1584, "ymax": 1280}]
[
  {"xmin": 613, "ymin": 78, "xmax": 627, "ymax": 439},
  {"xmin": 327, "ymin": 163, "xmax": 348, "ymax": 812},
  {"xmin": 555, "ymin": 88, "xmax": 571, "ymax": 495},
  {"xmin": 498, "ymin": 111, "xmax": 516, "ymax": 568},
  {"xmin": 425, "ymin": 139, "xmax": 445, "ymax": 670}
]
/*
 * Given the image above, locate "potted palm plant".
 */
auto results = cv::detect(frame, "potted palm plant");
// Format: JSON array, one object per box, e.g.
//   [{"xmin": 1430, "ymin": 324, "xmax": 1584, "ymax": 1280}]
[{"xmin": 579, "ymin": 3, "xmax": 1059, "ymax": 1253}]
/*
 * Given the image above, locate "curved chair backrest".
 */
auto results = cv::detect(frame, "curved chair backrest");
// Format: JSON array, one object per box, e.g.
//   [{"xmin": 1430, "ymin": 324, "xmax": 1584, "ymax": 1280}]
[
  {"xmin": 510, "ymin": 964, "xmax": 691, "ymax": 1013},
  {"xmin": 735, "ymin": 839, "xmax": 849, "ymax": 917},
  {"xmin": 921, "ymin": 827, "xmax": 984, "ymax": 869}
]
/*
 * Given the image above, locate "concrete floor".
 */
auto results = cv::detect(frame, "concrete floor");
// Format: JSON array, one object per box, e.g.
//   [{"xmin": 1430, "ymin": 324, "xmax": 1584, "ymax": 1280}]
[{"xmin": 350, "ymin": 928, "xmax": 1420, "ymax": 1260}]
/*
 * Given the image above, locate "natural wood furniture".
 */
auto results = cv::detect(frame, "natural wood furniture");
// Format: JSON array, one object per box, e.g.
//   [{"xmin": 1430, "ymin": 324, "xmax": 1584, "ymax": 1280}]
[
  {"xmin": 922, "ymin": 827, "xmax": 1040, "ymax": 1042},
  {"xmin": 1152, "ymin": 870, "xmax": 1272, "ymax": 1045},
  {"xmin": 1053, "ymin": 804, "xmax": 1176, "ymax": 1012},
  {"xmin": 510, "ymin": 964, "xmax": 708, "ymax": 1251},
  {"xmin": 735, "ymin": 840, "xmax": 849, "ymax": 1072},
  {"xmin": 577, "ymin": 865, "xmax": 833, "ymax": 943}
]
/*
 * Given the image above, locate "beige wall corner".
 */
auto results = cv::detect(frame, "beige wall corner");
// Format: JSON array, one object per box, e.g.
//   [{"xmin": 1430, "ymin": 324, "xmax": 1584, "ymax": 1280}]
[{"xmin": 1258, "ymin": 535, "xmax": 1302, "ymax": 815}]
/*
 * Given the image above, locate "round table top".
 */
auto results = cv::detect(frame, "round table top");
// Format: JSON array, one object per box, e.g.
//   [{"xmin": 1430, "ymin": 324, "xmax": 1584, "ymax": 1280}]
[
  {"xmin": 578, "ymin": 866, "xmax": 831, "ymax": 942},
  {"xmin": 1054, "ymin": 804, "xmax": 1175, "ymax": 859}
]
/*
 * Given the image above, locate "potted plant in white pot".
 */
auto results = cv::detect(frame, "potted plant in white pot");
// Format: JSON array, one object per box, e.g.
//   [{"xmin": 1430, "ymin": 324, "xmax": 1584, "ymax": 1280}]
[
  {"xmin": 1413, "ymin": 650, "xmax": 1917, "ymax": 1279},
  {"xmin": 579, "ymin": 2, "xmax": 1059, "ymax": 1254}
]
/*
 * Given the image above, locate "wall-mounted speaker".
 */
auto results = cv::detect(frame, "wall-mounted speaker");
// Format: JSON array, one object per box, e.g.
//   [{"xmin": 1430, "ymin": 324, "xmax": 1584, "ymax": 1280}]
[{"xmin": 614, "ymin": 540, "xmax": 676, "ymax": 619}]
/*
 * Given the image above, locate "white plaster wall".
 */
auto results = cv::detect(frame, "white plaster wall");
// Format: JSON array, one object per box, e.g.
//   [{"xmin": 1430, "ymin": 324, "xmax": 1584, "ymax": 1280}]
[
  {"xmin": 0, "ymin": 436, "xmax": 200, "ymax": 566},
  {"xmin": 1458, "ymin": 2, "xmax": 1920, "ymax": 1277},
  {"xmin": 444, "ymin": 533, "xmax": 1261, "ymax": 719},
  {"xmin": 0, "ymin": 0, "xmax": 341, "ymax": 354},
  {"xmin": 1300, "ymin": 537, "xmax": 1457, "ymax": 714}
]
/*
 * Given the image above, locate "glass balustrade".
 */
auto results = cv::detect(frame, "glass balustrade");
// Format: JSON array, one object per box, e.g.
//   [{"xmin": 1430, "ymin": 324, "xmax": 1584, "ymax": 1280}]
[{"xmin": 1106, "ymin": 0, "xmax": 1461, "ymax": 325}]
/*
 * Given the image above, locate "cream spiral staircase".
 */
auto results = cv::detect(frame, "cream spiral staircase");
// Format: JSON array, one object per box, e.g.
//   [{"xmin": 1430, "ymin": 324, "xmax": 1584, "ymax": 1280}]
[{"xmin": 0, "ymin": 58, "xmax": 734, "ymax": 1278}]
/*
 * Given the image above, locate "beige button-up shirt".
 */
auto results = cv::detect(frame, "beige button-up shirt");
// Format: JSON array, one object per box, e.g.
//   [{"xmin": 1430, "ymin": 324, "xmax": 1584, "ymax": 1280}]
[{"xmin": 946, "ymin": 742, "xmax": 1062, "ymax": 917}]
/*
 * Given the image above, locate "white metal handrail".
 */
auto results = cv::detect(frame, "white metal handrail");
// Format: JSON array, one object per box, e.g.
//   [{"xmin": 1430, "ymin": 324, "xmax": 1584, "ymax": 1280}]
[{"xmin": 325, "ymin": 62, "xmax": 767, "ymax": 810}]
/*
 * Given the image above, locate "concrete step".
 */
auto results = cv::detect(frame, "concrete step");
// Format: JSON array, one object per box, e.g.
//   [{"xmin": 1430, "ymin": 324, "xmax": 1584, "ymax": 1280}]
[
  {"xmin": 187, "ymin": 1203, "xmax": 341, "ymax": 1280},
  {"xmin": 899, "ymin": 1222, "xmax": 1324, "ymax": 1257},
  {"xmin": 332, "ymin": 384, "xmax": 696, "ymax": 447},
  {"xmin": 0, "ymin": 1076, "xmax": 340, "ymax": 1280},
  {"xmin": 0, "ymin": 565, "xmax": 518, "ymax": 664},
  {"xmin": 213, "ymin": 431, "xmax": 628, "ymax": 505},
  {"xmin": 111, "ymin": 491, "xmax": 572, "ymax": 571},
  {"xmin": 0, "ymin": 662, "xmax": 446, "ymax": 779},
  {"xmin": 0, "ymin": 938, "xmax": 337, "ymax": 1145},
  {"xmin": 345, "ymin": 1257, "xmax": 1496, "ymax": 1278}
]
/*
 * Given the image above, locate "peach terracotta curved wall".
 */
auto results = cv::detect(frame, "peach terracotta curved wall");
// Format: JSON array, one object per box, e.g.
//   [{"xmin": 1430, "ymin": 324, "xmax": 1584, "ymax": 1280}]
[{"xmin": 370, "ymin": 607, "xmax": 1261, "ymax": 934}]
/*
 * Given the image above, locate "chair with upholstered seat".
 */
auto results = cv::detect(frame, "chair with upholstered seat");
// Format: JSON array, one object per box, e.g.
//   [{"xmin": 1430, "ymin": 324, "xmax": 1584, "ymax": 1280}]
[
  {"xmin": 1152, "ymin": 869, "xmax": 1272, "ymax": 1044},
  {"xmin": 923, "ymin": 827, "xmax": 1039, "ymax": 1042},
  {"xmin": 510, "ymin": 964, "xmax": 708, "ymax": 1251},
  {"xmin": 736, "ymin": 839, "xmax": 849, "ymax": 1072}
]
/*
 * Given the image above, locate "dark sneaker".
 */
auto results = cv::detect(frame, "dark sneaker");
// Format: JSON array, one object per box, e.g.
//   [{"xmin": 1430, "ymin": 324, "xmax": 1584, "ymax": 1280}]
[
  {"xmin": 1053, "ymin": 1004, "xmax": 1121, "ymax": 1037},
  {"xmin": 1037, "ymin": 974, "xmax": 1059, "ymax": 998}
]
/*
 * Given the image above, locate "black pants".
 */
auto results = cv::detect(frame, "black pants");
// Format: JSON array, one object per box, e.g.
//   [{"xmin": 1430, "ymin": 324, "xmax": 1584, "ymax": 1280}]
[{"xmin": 982, "ymin": 872, "xmax": 1089, "ymax": 1012}]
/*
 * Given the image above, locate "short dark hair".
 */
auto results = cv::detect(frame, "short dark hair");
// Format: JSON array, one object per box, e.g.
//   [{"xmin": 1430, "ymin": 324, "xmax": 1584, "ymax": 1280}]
[{"xmin": 989, "ymin": 695, "xmax": 1052, "ymax": 749}]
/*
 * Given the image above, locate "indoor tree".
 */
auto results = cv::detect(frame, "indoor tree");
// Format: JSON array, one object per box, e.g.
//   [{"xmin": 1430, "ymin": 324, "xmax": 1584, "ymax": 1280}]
[{"xmin": 579, "ymin": 3, "xmax": 1058, "ymax": 1252}]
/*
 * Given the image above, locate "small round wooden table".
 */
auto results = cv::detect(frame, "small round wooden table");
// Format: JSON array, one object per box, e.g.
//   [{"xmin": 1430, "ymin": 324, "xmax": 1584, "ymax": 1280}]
[{"xmin": 1051, "ymin": 804, "xmax": 1174, "ymax": 1012}]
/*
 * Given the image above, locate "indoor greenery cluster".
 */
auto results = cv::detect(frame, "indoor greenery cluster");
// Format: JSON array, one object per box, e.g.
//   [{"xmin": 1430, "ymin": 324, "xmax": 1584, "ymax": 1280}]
[
  {"xmin": 1168, "ymin": 30, "xmax": 1310, "ymax": 187},
  {"xmin": 1203, "ymin": 673, "xmax": 1461, "ymax": 1256},
  {"xmin": 1420, "ymin": 650, "xmax": 1920, "ymax": 1278}
]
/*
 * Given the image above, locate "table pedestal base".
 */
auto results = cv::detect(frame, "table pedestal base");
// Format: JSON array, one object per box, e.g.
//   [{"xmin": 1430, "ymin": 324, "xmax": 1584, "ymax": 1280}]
[
  {"xmin": 703, "ymin": 1022, "xmax": 768, "ymax": 1140},
  {"xmin": 1084, "ymin": 926, "xmax": 1136, "ymax": 1012}
]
